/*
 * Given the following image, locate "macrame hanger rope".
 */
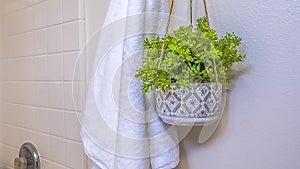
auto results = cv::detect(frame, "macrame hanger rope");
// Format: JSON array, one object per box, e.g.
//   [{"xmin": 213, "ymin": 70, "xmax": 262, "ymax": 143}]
[
  {"xmin": 158, "ymin": 0, "xmax": 175, "ymax": 67},
  {"xmin": 202, "ymin": 0, "xmax": 219, "ymax": 85},
  {"xmin": 203, "ymin": 0, "xmax": 210, "ymax": 26},
  {"xmin": 190, "ymin": 0, "xmax": 193, "ymax": 24},
  {"xmin": 165, "ymin": 0, "xmax": 175, "ymax": 35},
  {"xmin": 158, "ymin": 0, "xmax": 219, "ymax": 86}
]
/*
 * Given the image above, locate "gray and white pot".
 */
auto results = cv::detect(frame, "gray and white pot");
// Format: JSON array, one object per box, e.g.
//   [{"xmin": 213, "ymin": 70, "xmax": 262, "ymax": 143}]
[{"xmin": 155, "ymin": 83, "xmax": 223, "ymax": 126}]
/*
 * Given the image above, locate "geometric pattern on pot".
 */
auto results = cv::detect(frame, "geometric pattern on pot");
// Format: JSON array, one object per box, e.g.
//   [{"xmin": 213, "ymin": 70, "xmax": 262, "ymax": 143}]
[{"xmin": 155, "ymin": 83, "xmax": 223, "ymax": 118}]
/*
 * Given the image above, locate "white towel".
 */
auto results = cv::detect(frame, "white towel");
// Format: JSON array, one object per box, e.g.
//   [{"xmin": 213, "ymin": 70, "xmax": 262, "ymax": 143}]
[{"xmin": 81, "ymin": 0, "xmax": 180, "ymax": 169}]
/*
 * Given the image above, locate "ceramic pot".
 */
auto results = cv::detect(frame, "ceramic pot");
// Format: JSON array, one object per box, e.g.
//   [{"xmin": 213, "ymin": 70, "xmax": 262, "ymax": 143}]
[{"xmin": 155, "ymin": 83, "xmax": 223, "ymax": 126}]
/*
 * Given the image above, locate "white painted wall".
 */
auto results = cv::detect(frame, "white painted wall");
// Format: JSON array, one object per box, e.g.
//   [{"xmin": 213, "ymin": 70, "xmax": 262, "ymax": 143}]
[
  {"xmin": 86, "ymin": 0, "xmax": 300, "ymax": 169},
  {"xmin": 176, "ymin": 0, "xmax": 300, "ymax": 168}
]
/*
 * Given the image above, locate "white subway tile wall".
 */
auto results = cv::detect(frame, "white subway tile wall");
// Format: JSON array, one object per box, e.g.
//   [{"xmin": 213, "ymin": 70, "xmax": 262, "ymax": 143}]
[{"xmin": 0, "ymin": 0, "xmax": 88, "ymax": 168}]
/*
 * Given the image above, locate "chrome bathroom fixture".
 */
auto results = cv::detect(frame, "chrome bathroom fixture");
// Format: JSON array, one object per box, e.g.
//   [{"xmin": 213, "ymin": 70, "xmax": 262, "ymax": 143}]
[{"xmin": 14, "ymin": 142, "xmax": 41, "ymax": 169}]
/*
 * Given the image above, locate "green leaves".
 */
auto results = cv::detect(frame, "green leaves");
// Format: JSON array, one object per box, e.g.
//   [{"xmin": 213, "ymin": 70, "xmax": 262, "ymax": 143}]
[
  {"xmin": 214, "ymin": 32, "xmax": 246, "ymax": 68},
  {"xmin": 196, "ymin": 17, "xmax": 218, "ymax": 42},
  {"xmin": 135, "ymin": 68, "xmax": 172, "ymax": 92},
  {"xmin": 136, "ymin": 16, "xmax": 246, "ymax": 93}
]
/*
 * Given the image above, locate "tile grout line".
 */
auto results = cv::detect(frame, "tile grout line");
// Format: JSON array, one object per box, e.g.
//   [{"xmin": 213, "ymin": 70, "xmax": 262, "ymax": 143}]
[
  {"xmin": 2, "ymin": 80, "xmax": 85, "ymax": 83},
  {"xmin": 2, "ymin": 0, "xmax": 47, "ymax": 17},
  {"xmin": 1, "ymin": 123, "xmax": 83, "ymax": 144},
  {"xmin": 1, "ymin": 49, "xmax": 81, "ymax": 61},
  {"xmin": 2, "ymin": 101, "xmax": 80, "ymax": 113},
  {"xmin": 5, "ymin": 18, "xmax": 85, "ymax": 39}
]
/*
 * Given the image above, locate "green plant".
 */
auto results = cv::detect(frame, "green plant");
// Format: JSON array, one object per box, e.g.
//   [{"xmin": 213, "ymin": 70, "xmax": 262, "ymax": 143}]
[{"xmin": 135, "ymin": 17, "xmax": 246, "ymax": 93}]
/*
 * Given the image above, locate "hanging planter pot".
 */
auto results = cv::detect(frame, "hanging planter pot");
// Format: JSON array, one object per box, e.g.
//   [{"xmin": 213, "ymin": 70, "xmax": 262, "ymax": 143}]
[
  {"xmin": 155, "ymin": 83, "xmax": 223, "ymax": 126},
  {"xmin": 135, "ymin": 0, "xmax": 246, "ymax": 126}
]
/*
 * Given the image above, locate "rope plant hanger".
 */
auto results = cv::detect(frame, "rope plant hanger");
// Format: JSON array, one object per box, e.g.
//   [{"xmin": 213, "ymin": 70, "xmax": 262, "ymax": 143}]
[
  {"xmin": 158, "ymin": 0, "xmax": 219, "ymax": 85},
  {"xmin": 135, "ymin": 0, "xmax": 246, "ymax": 126}
]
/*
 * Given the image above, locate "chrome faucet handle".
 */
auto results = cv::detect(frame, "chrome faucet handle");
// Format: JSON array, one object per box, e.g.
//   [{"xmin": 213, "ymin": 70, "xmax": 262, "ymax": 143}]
[{"xmin": 14, "ymin": 142, "xmax": 41, "ymax": 169}]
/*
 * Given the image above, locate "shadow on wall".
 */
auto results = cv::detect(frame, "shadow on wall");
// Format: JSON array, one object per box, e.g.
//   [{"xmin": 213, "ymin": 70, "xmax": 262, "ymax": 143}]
[
  {"xmin": 174, "ymin": 84, "xmax": 237, "ymax": 169},
  {"xmin": 163, "ymin": 46, "xmax": 251, "ymax": 168}
]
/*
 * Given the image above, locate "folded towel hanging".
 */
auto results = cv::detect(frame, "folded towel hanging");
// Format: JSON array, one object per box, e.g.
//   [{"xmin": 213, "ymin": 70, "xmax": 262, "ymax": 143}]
[{"xmin": 81, "ymin": 0, "xmax": 180, "ymax": 168}]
